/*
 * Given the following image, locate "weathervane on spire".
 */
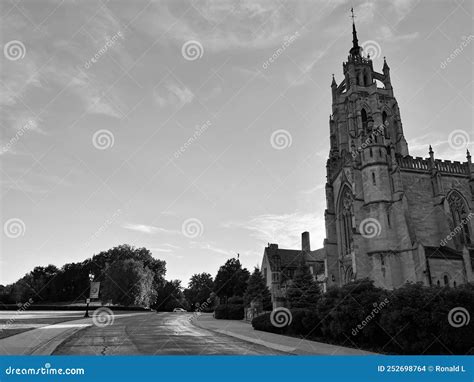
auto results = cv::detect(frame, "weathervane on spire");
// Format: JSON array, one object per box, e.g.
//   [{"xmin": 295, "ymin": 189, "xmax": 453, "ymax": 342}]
[{"xmin": 349, "ymin": 8, "xmax": 361, "ymax": 56}]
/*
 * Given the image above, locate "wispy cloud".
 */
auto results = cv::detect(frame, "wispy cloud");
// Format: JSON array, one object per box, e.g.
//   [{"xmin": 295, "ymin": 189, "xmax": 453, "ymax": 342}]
[
  {"xmin": 122, "ymin": 223, "xmax": 179, "ymax": 235},
  {"xmin": 153, "ymin": 82, "xmax": 195, "ymax": 108},
  {"xmin": 190, "ymin": 241, "xmax": 235, "ymax": 257},
  {"xmin": 224, "ymin": 211, "xmax": 325, "ymax": 249}
]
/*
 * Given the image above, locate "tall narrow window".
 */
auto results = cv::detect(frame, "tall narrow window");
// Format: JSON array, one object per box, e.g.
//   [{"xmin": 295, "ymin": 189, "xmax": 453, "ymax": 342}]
[
  {"xmin": 447, "ymin": 191, "xmax": 471, "ymax": 247},
  {"xmin": 372, "ymin": 172, "xmax": 376, "ymax": 185},
  {"xmin": 382, "ymin": 111, "xmax": 390, "ymax": 139},
  {"xmin": 361, "ymin": 109, "xmax": 368, "ymax": 132},
  {"xmin": 443, "ymin": 275, "xmax": 449, "ymax": 286},
  {"xmin": 339, "ymin": 186, "xmax": 354, "ymax": 256}
]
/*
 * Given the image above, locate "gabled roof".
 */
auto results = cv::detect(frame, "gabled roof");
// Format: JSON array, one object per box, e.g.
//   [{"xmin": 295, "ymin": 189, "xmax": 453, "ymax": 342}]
[
  {"xmin": 425, "ymin": 246, "xmax": 463, "ymax": 260},
  {"xmin": 264, "ymin": 245, "xmax": 325, "ymax": 270}
]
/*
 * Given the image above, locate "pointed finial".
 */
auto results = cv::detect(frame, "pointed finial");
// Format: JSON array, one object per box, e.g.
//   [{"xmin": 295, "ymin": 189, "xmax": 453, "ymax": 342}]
[
  {"xmin": 349, "ymin": 8, "xmax": 361, "ymax": 57},
  {"xmin": 383, "ymin": 56, "xmax": 390, "ymax": 71},
  {"xmin": 467, "ymin": 149, "xmax": 471, "ymax": 161},
  {"xmin": 429, "ymin": 145, "xmax": 434, "ymax": 159},
  {"xmin": 331, "ymin": 74, "xmax": 337, "ymax": 87}
]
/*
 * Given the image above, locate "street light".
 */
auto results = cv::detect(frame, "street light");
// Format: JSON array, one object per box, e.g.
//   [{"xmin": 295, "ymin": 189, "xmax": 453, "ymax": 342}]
[{"xmin": 84, "ymin": 272, "xmax": 94, "ymax": 318}]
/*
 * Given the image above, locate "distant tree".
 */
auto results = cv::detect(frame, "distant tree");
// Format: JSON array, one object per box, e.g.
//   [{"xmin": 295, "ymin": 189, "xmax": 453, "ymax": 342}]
[
  {"xmin": 102, "ymin": 259, "xmax": 155, "ymax": 307},
  {"xmin": 184, "ymin": 273, "xmax": 214, "ymax": 309},
  {"xmin": 154, "ymin": 280, "xmax": 188, "ymax": 311},
  {"xmin": 214, "ymin": 258, "xmax": 250, "ymax": 301},
  {"xmin": 243, "ymin": 268, "xmax": 272, "ymax": 310},
  {"xmin": 286, "ymin": 262, "xmax": 321, "ymax": 309},
  {"xmin": 90, "ymin": 244, "xmax": 166, "ymax": 290}
]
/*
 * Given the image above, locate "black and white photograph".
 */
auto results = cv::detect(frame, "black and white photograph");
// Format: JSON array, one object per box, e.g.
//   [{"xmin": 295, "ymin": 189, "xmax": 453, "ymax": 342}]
[{"xmin": 0, "ymin": 0, "xmax": 473, "ymax": 365}]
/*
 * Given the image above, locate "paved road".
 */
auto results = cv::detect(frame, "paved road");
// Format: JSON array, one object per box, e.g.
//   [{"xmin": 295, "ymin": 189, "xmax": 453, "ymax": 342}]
[{"xmin": 54, "ymin": 312, "xmax": 286, "ymax": 355}]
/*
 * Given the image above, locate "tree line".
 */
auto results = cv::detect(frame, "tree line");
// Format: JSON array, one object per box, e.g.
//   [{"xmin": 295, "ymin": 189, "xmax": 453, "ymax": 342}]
[{"xmin": 0, "ymin": 244, "xmax": 277, "ymax": 312}]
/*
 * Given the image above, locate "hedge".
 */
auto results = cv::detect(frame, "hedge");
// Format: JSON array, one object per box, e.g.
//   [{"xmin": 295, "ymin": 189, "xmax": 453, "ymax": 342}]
[
  {"xmin": 214, "ymin": 304, "xmax": 244, "ymax": 320},
  {"xmin": 252, "ymin": 280, "xmax": 474, "ymax": 355}
]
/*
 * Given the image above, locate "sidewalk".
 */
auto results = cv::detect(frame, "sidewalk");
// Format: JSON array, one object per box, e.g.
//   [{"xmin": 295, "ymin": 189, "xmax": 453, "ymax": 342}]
[
  {"xmin": 0, "ymin": 317, "xmax": 92, "ymax": 355},
  {"xmin": 193, "ymin": 313, "xmax": 376, "ymax": 355},
  {"xmin": 0, "ymin": 312, "xmax": 148, "ymax": 355}
]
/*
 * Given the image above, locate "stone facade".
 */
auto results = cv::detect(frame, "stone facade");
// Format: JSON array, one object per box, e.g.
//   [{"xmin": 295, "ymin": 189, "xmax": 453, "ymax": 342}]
[
  {"xmin": 261, "ymin": 232, "xmax": 326, "ymax": 308},
  {"xmin": 322, "ymin": 21, "xmax": 474, "ymax": 290}
]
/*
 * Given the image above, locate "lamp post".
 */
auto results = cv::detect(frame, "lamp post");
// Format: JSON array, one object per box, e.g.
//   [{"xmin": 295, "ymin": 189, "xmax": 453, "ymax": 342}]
[{"xmin": 84, "ymin": 272, "xmax": 94, "ymax": 318}]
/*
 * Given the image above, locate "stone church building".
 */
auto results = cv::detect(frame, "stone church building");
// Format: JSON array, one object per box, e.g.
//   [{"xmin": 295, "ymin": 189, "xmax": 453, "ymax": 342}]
[{"xmin": 262, "ymin": 18, "xmax": 473, "ymax": 306}]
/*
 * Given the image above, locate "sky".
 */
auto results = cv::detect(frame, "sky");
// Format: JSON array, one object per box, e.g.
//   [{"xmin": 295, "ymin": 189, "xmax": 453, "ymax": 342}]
[{"xmin": 1, "ymin": 0, "xmax": 472, "ymax": 286}]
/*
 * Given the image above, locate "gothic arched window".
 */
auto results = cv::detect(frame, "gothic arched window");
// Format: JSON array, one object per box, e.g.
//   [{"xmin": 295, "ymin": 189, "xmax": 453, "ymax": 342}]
[
  {"xmin": 443, "ymin": 274, "xmax": 449, "ymax": 286},
  {"xmin": 338, "ymin": 186, "xmax": 354, "ymax": 256},
  {"xmin": 382, "ymin": 111, "xmax": 390, "ymax": 139},
  {"xmin": 361, "ymin": 109, "xmax": 368, "ymax": 132},
  {"xmin": 447, "ymin": 191, "xmax": 471, "ymax": 247}
]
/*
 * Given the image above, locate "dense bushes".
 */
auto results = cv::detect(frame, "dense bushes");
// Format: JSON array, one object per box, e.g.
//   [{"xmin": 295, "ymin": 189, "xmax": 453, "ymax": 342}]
[
  {"xmin": 214, "ymin": 304, "xmax": 244, "ymax": 320},
  {"xmin": 252, "ymin": 279, "xmax": 474, "ymax": 355}
]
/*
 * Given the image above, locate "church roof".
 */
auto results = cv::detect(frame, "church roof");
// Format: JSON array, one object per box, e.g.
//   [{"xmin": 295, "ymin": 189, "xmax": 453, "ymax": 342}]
[{"xmin": 424, "ymin": 246, "xmax": 464, "ymax": 260}]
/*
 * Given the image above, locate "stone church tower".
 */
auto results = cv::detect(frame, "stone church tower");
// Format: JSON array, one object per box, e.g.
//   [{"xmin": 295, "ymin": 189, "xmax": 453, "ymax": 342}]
[{"xmin": 323, "ymin": 18, "xmax": 474, "ymax": 290}]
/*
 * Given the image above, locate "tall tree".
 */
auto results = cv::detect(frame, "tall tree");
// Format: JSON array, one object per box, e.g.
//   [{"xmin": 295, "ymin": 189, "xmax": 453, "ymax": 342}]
[
  {"xmin": 102, "ymin": 259, "xmax": 155, "ymax": 307},
  {"xmin": 184, "ymin": 273, "xmax": 214, "ymax": 309},
  {"xmin": 243, "ymin": 267, "xmax": 272, "ymax": 310},
  {"xmin": 154, "ymin": 280, "xmax": 188, "ymax": 311},
  {"xmin": 286, "ymin": 261, "xmax": 321, "ymax": 309},
  {"xmin": 214, "ymin": 258, "xmax": 250, "ymax": 300}
]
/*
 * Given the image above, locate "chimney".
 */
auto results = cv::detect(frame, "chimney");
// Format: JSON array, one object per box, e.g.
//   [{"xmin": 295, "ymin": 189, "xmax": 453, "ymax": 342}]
[{"xmin": 302, "ymin": 231, "xmax": 310, "ymax": 252}]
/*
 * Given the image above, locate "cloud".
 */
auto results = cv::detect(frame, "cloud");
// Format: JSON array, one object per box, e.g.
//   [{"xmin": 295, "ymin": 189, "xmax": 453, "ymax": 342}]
[
  {"xmin": 154, "ymin": 82, "xmax": 195, "ymax": 108},
  {"xmin": 136, "ymin": 1, "xmax": 337, "ymax": 52},
  {"xmin": 190, "ymin": 241, "xmax": 234, "ymax": 257},
  {"xmin": 122, "ymin": 223, "xmax": 179, "ymax": 235},
  {"xmin": 224, "ymin": 211, "xmax": 326, "ymax": 249}
]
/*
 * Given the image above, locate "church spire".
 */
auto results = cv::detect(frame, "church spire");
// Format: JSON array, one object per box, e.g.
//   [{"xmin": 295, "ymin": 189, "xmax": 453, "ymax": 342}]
[{"xmin": 349, "ymin": 8, "xmax": 361, "ymax": 57}]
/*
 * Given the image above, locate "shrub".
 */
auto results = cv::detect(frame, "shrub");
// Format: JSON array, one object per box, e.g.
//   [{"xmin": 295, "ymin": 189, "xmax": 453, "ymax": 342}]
[
  {"xmin": 251, "ymin": 308, "xmax": 315, "ymax": 336},
  {"xmin": 214, "ymin": 304, "xmax": 244, "ymax": 320},
  {"xmin": 228, "ymin": 296, "xmax": 244, "ymax": 305},
  {"xmin": 251, "ymin": 312, "xmax": 284, "ymax": 334},
  {"xmin": 379, "ymin": 282, "xmax": 474, "ymax": 354},
  {"xmin": 251, "ymin": 280, "xmax": 474, "ymax": 354}
]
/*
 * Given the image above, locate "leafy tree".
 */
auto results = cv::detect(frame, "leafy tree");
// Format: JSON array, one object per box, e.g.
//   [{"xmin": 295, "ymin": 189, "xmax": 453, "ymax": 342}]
[
  {"xmin": 90, "ymin": 244, "xmax": 166, "ymax": 289},
  {"xmin": 286, "ymin": 261, "xmax": 321, "ymax": 309},
  {"xmin": 102, "ymin": 259, "xmax": 155, "ymax": 307},
  {"xmin": 184, "ymin": 273, "xmax": 214, "ymax": 309},
  {"xmin": 243, "ymin": 267, "xmax": 272, "ymax": 310},
  {"xmin": 154, "ymin": 280, "xmax": 188, "ymax": 311},
  {"xmin": 214, "ymin": 258, "xmax": 250, "ymax": 300}
]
